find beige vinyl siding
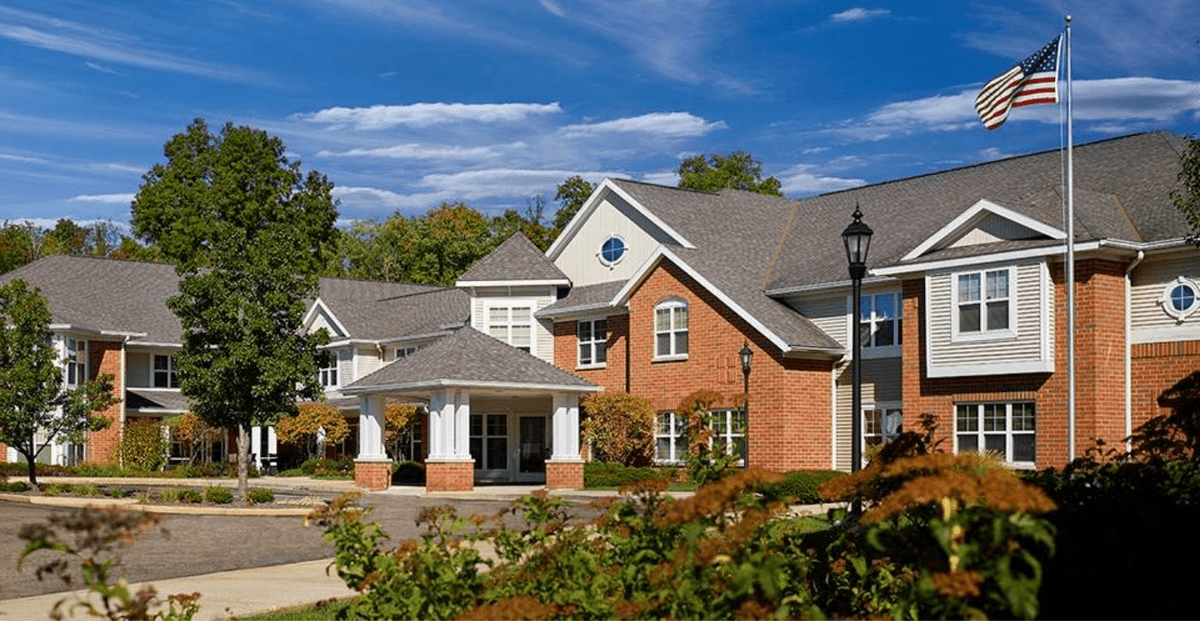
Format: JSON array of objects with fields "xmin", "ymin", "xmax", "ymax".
[
  {"xmin": 308, "ymin": 308, "xmax": 344, "ymax": 338},
  {"xmin": 927, "ymin": 261, "xmax": 1051, "ymax": 375},
  {"xmin": 786, "ymin": 293, "xmax": 847, "ymax": 347},
  {"xmin": 351, "ymin": 346, "xmax": 382, "ymax": 383},
  {"xmin": 947, "ymin": 214, "xmax": 1040, "ymax": 249},
  {"xmin": 1130, "ymin": 249, "xmax": 1200, "ymax": 342},
  {"xmin": 553, "ymin": 196, "xmax": 676, "ymax": 286},
  {"xmin": 833, "ymin": 358, "xmax": 903, "ymax": 471},
  {"xmin": 472, "ymin": 286, "xmax": 557, "ymax": 363},
  {"xmin": 126, "ymin": 352, "xmax": 151, "ymax": 388}
]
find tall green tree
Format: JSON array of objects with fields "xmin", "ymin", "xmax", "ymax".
[
  {"xmin": 0, "ymin": 279, "xmax": 117, "ymax": 489},
  {"xmin": 553, "ymin": 175, "xmax": 594, "ymax": 234},
  {"xmin": 1174, "ymin": 134, "xmax": 1200, "ymax": 244},
  {"xmin": 491, "ymin": 195, "xmax": 555, "ymax": 251},
  {"xmin": 410, "ymin": 202, "xmax": 494, "ymax": 285},
  {"xmin": 0, "ymin": 222, "xmax": 38, "ymax": 274},
  {"xmin": 131, "ymin": 118, "xmax": 338, "ymax": 498},
  {"xmin": 676, "ymin": 151, "xmax": 783, "ymax": 196}
]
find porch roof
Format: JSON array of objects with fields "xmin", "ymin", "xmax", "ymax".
[{"xmin": 342, "ymin": 326, "xmax": 599, "ymax": 396}]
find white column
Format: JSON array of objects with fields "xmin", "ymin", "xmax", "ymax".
[
  {"xmin": 550, "ymin": 393, "xmax": 581, "ymax": 460},
  {"xmin": 251, "ymin": 426, "xmax": 262, "ymax": 469},
  {"xmin": 356, "ymin": 394, "xmax": 387, "ymax": 460},
  {"xmin": 453, "ymin": 391, "xmax": 471, "ymax": 458},
  {"xmin": 428, "ymin": 389, "xmax": 452, "ymax": 459}
]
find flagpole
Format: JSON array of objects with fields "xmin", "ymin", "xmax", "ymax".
[{"xmin": 1065, "ymin": 15, "xmax": 1076, "ymax": 462}]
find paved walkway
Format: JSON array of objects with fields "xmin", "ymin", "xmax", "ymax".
[{"xmin": 0, "ymin": 559, "xmax": 353, "ymax": 620}]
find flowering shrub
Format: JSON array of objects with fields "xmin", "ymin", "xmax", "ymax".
[{"xmin": 580, "ymin": 392, "xmax": 656, "ymax": 466}]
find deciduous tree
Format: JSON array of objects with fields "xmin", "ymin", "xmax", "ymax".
[
  {"xmin": 1174, "ymin": 134, "xmax": 1200, "ymax": 243},
  {"xmin": 677, "ymin": 151, "xmax": 783, "ymax": 196},
  {"xmin": 552, "ymin": 175, "xmax": 594, "ymax": 234},
  {"xmin": 0, "ymin": 279, "xmax": 117, "ymax": 488},
  {"xmin": 131, "ymin": 118, "xmax": 338, "ymax": 499}
]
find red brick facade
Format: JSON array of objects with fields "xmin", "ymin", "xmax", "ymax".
[
  {"xmin": 86, "ymin": 339, "xmax": 124, "ymax": 464},
  {"xmin": 354, "ymin": 459, "xmax": 392, "ymax": 491},
  {"xmin": 545, "ymin": 459, "xmax": 585, "ymax": 489},
  {"xmin": 902, "ymin": 257, "xmax": 1200, "ymax": 469},
  {"xmin": 562, "ymin": 260, "xmax": 836, "ymax": 472},
  {"xmin": 425, "ymin": 460, "xmax": 475, "ymax": 492}
]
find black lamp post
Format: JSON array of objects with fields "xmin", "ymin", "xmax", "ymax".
[
  {"xmin": 842, "ymin": 204, "xmax": 873, "ymax": 477},
  {"xmin": 739, "ymin": 341, "xmax": 753, "ymax": 469}
]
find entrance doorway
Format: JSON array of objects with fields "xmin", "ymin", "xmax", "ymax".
[{"xmin": 517, "ymin": 416, "xmax": 548, "ymax": 481}]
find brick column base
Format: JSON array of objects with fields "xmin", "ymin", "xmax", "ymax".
[
  {"xmin": 545, "ymin": 459, "xmax": 585, "ymax": 490},
  {"xmin": 426, "ymin": 460, "xmax": 475, "ymax": 492},
  {"xmin": 354, "ymin": 460, "xmax": 392, "ymax": 491}
]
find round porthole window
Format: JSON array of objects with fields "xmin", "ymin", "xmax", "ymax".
[
  {"xmin": 599, "ymin": 236, "xmax": 626, "ymax": 266},
  {"xmin": 1161, "ymin": 276, "xmax": 1200, "ymax": 321}
]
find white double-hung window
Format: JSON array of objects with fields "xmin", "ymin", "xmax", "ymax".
[
  {"xmin": 654, "ymin": 299, "xmax": 688, "ymax": 359},
  {"xmin": 488, "ymin": 305, "xmax": 533, "ymax": 353},
  {"xmin": 577, "ymin": 318, "xmax": 607, "ymax": 367},
  {"xmin": 318, "ymin": 352, "xmax": 339, "ymax": 388},
  {"xmin": 954, "ymin": 267, "xmax": 1014, "ymax": 339},
  {"xmin": 860, "ymin": 291, "xmax": 901, "ymax": 354},
  {"xmin": 64, "ymin": 337, "xmax": 87, "ymax": 387},
  {"xmin": 955, "ymin": 402, "xmax": 1036, "ymax": 467},
  {"xmin": 153, "ymin": 354, "xmax": 178, "ymax": 388}
]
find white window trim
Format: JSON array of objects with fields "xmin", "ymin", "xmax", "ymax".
[
  {"xmin": 950, "ymin": 266, "xmax": 1018, "ymax": 342},
  {"xmin": 953, "ymin": 401, "xmax": 1037, "ymax": 469},
  {"xmin": 151, "ymin": 354, "xmax": 178, "ymax": 389},
  {"xmin": 483, "ymin": 301, "xmax": 537, "ymax": 354},
  {"xmin": 1159, "ymin": 276, "xmax": 1200, "ymax": 323},
  {"xmin": 653, "ymin": 298, "xmax": 689, "ymax": 361},
  {"xmin": 851, "ymin": 290, "xmax": 902, "ymax": 359},
  {"xmin": 654, "ymin": 411, "xmax": 686, "ymax": 464},
  {"xmin": 64, "ymin": 337, "xmax": 88, "ymax": 388},
  {"xmin": 318, "ymin": 352, "xmax": 340, "ymax": 389},
  {"xmin": 861, "ymin": 402, "xmax": 903, "ymax": 464},
  {"xmin": 393, "ymin": 346, "xmax": 418, "ymax": 360},
  {"xmin": 709, "ymin": 407, "xmax": 746, "ymax": 466},
  {"xmin": 597, "ymin": 234, "xmax": 628, "ymax": 268},
  {"xmin": 576, "ymin": 317, "xmax": 608, "ymax": 369}
]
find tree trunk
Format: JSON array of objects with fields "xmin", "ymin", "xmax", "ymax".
[
  {"xmin": 237, "ymin": 424, "xmax": 249, "ymax": 500},
  {"xmin": 24, "ymin": 451, "xmax": 39, "ymax": 491}
]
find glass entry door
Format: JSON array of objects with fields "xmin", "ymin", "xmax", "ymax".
[{"xmin": 517, "ymin": 416, "xmax": 548, "ymax": 480}]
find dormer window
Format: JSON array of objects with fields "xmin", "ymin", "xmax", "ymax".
[
  {"xmin": 318, "ymin": 355, "xmax": 339, "ymax": 388},
  {"xmin": 599, "ymin": 236, "xmax": 626, "ymax": 266}
]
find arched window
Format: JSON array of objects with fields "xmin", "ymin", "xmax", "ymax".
[{"xmin": 654, "ymin": 298, "xmax": 688, "ymax": 358}]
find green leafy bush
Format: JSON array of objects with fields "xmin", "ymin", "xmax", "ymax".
[
  {"xmin": 758, "ymin": 470, "xmax": 844, "ymax": 504},
  {"xmin": 118, "ymin": 419, "xmax": 169, "ymax": 472},
  {"xmin": 247, "ymin": 488, "xmax": 275, "ymax": 504},
  {"xmin": 204, "ymin": 486, "xmax": 233, "ymax": 504},
  {"xmin": 71, "ymin": 462, "xmax": 126, "ymax": 477},
  {"xmin": 583, "ymin": 461, "xmax": 675, "ymax": 488},
  {"xmin": 300, "ymin": 458, "xmax": 352, "ymax": 478},
  {"xmin": 0, "ymin": 481, "xmax": 29, "ymax": 492},
  {"xmin": 40, "ymin": 483, "xmax": 72, "ymax": 496},
  {"xmin": 0, "ymin": 462, "xmax": 69, "ymax": 477},
  {"xmin": 580, "ymin": 392, "xmax": 656, "ymax": 466},
  {"xmin": 276, "ymin": 467, "xmax": 306, "ymax": 477}
]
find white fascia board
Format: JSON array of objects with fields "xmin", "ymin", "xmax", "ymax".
[
  {"xmin": 343, "ymin": 379, "xmax": 602, "ymax": 396},
  {"xmin": 49, "ymin": 324, "xmax": 148, "ymax": 339},
  {"xmin": 128, "ymin": 341, "xmax": 182, "ymax": 349},
  {"xmin": 325, "ymin": 331, "xmax": 456, "ymax": 350},
  {"xmin": 609, "ymin": 246, "xmax": 794, "ymax": 355},
  {"xmin": 875, "ymin": 241, "xmax": 1103, "ymax": 277},
  {"xmin": 456, "ymin": 279, "xmax": 570, "ymax": 288},
  {"xmin": 765, "ymin": 275, "xmax": 898, "ymax": 298},
  {"xmin": 536, "ymin": 304, "xmax": 628, "ymax": 321},
  {"xmin": 302, "ymin": 298, "xmax": 349, "ymax": 338},
  {"xmin": 546, "ymin": 179, "xmax": 695, "ymax": 260},
  {"xmin": 902, "ymin": 198, "xmax": 1066, "ymax": 262},
  {"xmin": 926, "ymin": 359, "xmax": 1054, "ymax": 378}
]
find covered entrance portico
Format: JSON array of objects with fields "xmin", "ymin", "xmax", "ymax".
[{"xmin": 341, "ymin": 327, "xmax": 599, "ymax": 492}]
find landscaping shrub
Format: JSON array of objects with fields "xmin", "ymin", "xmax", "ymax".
[
  {"xmin": 757, "ymin": 469, "xmax": 844, "ymax": 504},
  {"xmin": 40, "ymin": 483, "xmax": 72, "ymax": 496},
  {"xmin": 70, "ymin": 461, "xmax": 126, "ymax": 477},
  {"xmin": 0, "ymin": 481, "xmax": 29, "ymax": 492},
  {"xmin": 0, "ymin": 462, "xmax": 69, "ymax": 478},
  {"xmin": 580, "ymin": 392, "xmax": 656, "ymax": 466},
  {"xmin": 176, "ymin": 488, "xmax": 203, "ymax": 503},
  {"xmin": 204, "ymin": 486, "xmax": 233, "ymax": 504},
  {"xmin": 583, "ymin": 461, "xmax": 674, "ymax": 488},
  {"xmin": 391, "ymin": 460, "xmax": 425, "ymax": 485},
  {"xmin": 276, "ymin": 467, "xmax": 306, "ymax": 477},
  {"xmin": 247, "ymin": 488, "xmax": 275, "ymax": 504},
  {"xmin": 118, "ymin": 419, "xmax": 169, "ymax": 472},
  {"xmin": 300, "ymin": 458, "xmax": 352, "ymax": 478},
  {"xmin": 277, "ymin": 403, "xmax": 351, "ymax": 463}
]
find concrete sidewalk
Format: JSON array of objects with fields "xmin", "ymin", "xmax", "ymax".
[{"xmin": 0, "ymin": 559, "xmax": 355, "ymax": 620}]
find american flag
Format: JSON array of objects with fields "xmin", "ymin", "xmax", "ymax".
[{"xmin": 974, "ymin": 35, "xmax": 1062, "ymax": 131}]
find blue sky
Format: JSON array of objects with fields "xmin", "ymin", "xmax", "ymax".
[{"xmin": 1, "ymin": 0, "xmax": 1197, "ymax": 229}]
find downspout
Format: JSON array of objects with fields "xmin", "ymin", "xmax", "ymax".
[
  {"xmin": 118, "ymin": 336, "xmax": 129, "ymax": 466},
  {"xmin": 1124, "ymin": 251, "xmax": 1144, "ymax": 453}
]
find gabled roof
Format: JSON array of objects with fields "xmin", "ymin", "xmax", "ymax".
[
  {"xmin": 766, "ymin": 132, "xmax": 1189, "ymax": 292},
  {"xmin": 343, "ymin": 326, "xmax": 598, "ymax": 394},
  {"xmin": 315, "ymin": 277, "xmax": 468, "ymax": 341},
  {"xmin": 0, "ymin": 255, "xmax": 181, "ymax": 343},
  {"xmin": 457, "ymin": 232, "xmax": 569, "ymax": 286},
  {"xmin": 536, "ymin": 280, "xmax": 626, "ymax": 319}
]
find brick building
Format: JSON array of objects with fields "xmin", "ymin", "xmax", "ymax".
[{"xmin": 4, "ymin": 132, "xmax": 1198, "ymax": 492}]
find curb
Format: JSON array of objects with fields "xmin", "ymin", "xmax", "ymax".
[{"xmin": 0, "ymin": 493, "xmax": 318, "ymax": 516}]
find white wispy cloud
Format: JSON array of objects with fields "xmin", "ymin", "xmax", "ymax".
[
  {"xmin": 84, "ymin": 61, "xmax": 124, "ymax": 76},
  {"xmin": 295, "ymin": 102, "xmax": 563, "ymax": 130},
  {"xmin": 838, "ymin": 77, "xmax": 1200, "ymax": 140},
  {"xmin": 778, "ymin": 164, "xmax": 866, "ymax": 196},
  {"xmin": 0, "ymin": 6, "xmax": 268, "ymax": 84},
  {"xmin": 0, "ymin": 152, "xmax": 48, "ymax": 164},
  {"xmin": 830, "ymin": 8, "xmax": 891, "ymax": 23},
  {"xmin": 316, "ymin": 143, "xmax": 509, "ymax": 160},
  {"xmin": 560, "ymin": 112, "xmax": 726, "ymax": 138},
  {"xmin": 69, "ymin": 193, "xmax": 135, "ymax": 204}
]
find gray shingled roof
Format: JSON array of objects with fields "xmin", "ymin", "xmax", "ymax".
[
  {"xmin": 457, "ymin": 232, "xmax": 569, "ymax": 284},
  {"xmin": 536, "ymin": 280, "xmax": 626, "ymax": 318},
  {"xmin": 766, "ymin": 132, "xmax": 1188, "ymax": 292},
  {"xmin": 607, "ymin": 180, "xmax": 843, "ymax": 353},
  {"xmin": 0, "ymin": 255, "xmax": 183, "ymax": 343},
  {"xmin": 125, "ymin": 389, "xmax": 189, "ymax": 413},
  {"xmin": 345, "ymin": 326, "xmax": 597, "ymax": 393},
  {"xmin": 318, "ymin": 277, "xmax": 469, "ymax": 340}
]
